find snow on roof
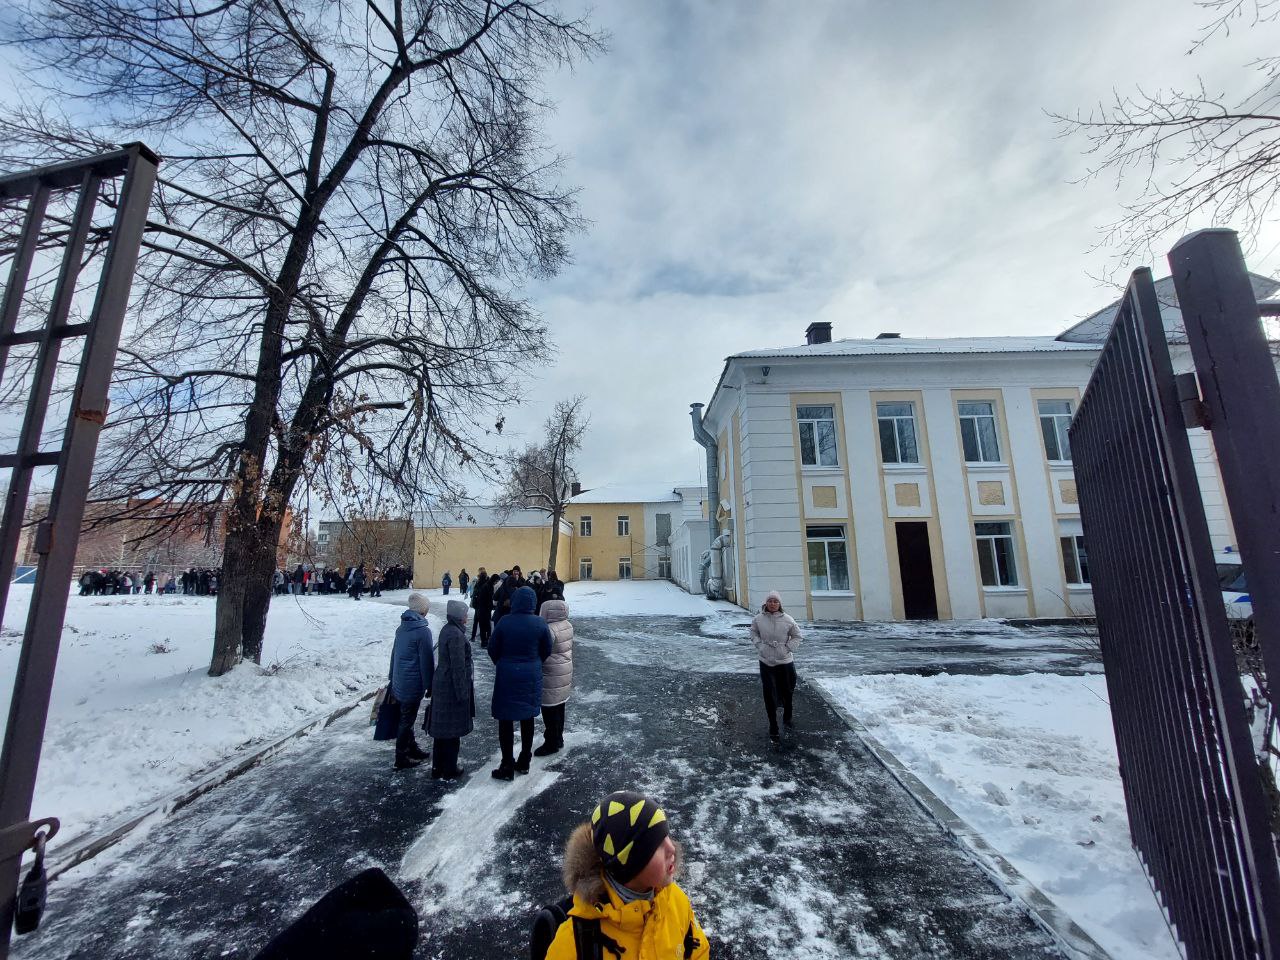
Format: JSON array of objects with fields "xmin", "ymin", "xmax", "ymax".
[
  {"xmin": 1058, "ymin": 272, "xmax": 1280, "ymax": 343},
  {"xmin": 569, "ymin": 483, "xmax": 681, "ymax": 505},
  {"xmin": 730, "ymin": 336, "xmax": 1099, "ymax": 360},
  {"xmin": 414, "ymin": 506, "xmax": 558, "ymax": 528}
]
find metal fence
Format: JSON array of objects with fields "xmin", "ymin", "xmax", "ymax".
[
  {"xmin": 0, "ymin": 144, "xmax": 157, "ymax": 958},
  {"xmin": 1071, "ymin": 260, "xmax": 1280, "ymax": 959}
]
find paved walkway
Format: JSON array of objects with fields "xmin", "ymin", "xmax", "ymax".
[{"xmin": 17, "ymin": 615, "xmax": 1065, "ymax": 959}]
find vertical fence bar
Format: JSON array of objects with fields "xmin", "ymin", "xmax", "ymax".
[{"xmin": 0, "ymin": 143, "xmax": 157, "ymax": 958}]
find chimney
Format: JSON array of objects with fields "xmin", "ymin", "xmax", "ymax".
[
  {"xmin": 570, "ymin": 481, "xmax": 582, "ymax": 496},
  {"xmin": 805, "ymin": 322, "xmax": 832, "ymax": 345},
  {"xmin": 875, "ymin": 332, "xmax": 901, "ymax": 339}
]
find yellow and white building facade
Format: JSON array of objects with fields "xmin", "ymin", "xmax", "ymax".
[{"xmin": 695, "ymin": 315, "xmax": 1239, "ymax": 622}]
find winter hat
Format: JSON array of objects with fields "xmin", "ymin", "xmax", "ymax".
[
  {"xmin": 590, "ymin": 791, "xmax": 669, "ymax": 884},
  {"xmin": 446, "ymin": 599, "xmax": 468, "ymax": 622},
  {"xmin": 540, "ymin": 599, "xmax": 568, "ymax": 623},
  {"xmin": 407, "ymin": 593, "xmax": 430, "ymax": 615},
  {"xmin": 762, "ymin": 590, "xmax": 783, "ymax": 611}
]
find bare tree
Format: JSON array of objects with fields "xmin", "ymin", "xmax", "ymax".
[
  {"xmin": 0, "ymin": 0, "xmax": 601, "ymax": 675},
  {"xmin": 501, "ymin": 395, "xmax": 586, "ymax": 570},
  {"xmin": 1053, "ymin": 0, "xmax": 1280, "ymax": 270}
]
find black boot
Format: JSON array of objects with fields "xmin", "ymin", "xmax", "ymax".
[
  {"xmin": 533, "ymin": 741, "xmax": 559, "ymax": 757},
  {"xmin": 395, "ymin": 754, "xmax": 424, "ymax": 770},
  {"xmin": 514, "ymin": 752, "xmax": 531, "ymax": 774},
  {"xmin": 408, "ymin": 743, "xmax": 429, "ymax": 761},
  {"xmin": 491, "ymin": 761, "xmax": 515, "ymax": 781}
]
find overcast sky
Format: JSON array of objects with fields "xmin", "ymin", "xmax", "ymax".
[{"xmin": 495, "ymin": 0, "xmax": 1280, "ymax": 493}]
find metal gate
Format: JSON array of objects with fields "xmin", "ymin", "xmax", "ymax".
[
  {"xmin": 0, "ymin": 144, "xmax": 157, "ymax": 958},
  {"xmin": 1071, "ymin": 237, "xmax": 1280, "ymax": 959}
]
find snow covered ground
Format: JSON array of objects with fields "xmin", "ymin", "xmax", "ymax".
[
  {"xmin": 819, "ymin": 673, "xmax": 1180, "ymax": 960},
  {"xmin": 0, "ymin": 584, "xmax": 421, "ymax": 849}
]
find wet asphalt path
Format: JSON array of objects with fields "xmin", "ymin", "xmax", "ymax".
[{"xmin": 15, "ymin": 614, "xmax": 1075, "ymax": 959}]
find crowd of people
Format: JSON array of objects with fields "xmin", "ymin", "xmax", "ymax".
[
  {"xmin": 385, "ymin": 565, "xmax": 572, "ymax": 781},
  {"xmin": 272, "ymin": 562, "xmax": 413, "ymax": 599},
  {"xmin": 76, "ymin": 567, "xmax": 220, "ymax": 596}
]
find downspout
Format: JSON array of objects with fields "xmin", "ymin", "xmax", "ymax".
[{"xmin": 690, "ymin": 403, "xmax": 726, "ymax": 600}]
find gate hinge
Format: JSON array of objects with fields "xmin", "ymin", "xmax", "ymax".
[{"xmin": 1175, "ymin": 372, "xmax": 1210, "ymax": 429}]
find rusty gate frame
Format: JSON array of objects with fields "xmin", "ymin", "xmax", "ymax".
[{"xmin": 0, "ymin": 144, "xmax": 157, "ymax": 958}]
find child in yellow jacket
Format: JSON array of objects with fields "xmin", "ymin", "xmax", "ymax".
[{"xmin": 545, "ymin": 790, "xmax": 710, "ymax": 960}]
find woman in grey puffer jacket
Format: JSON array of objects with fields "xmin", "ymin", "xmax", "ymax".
[
  {"xmin": 750, "ymin": 590, "xmax": 802, "ymax": 740},
  {"xmin": 534, "ymin": 599, "xmax": 574, "ymax": 756}
]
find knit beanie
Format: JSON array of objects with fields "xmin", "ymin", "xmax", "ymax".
[
  {"xmin": 407, "ymin": 593, "xmax": 430, "ymax": 615},
  {"xmin": 446, "ymin": 599, "xmax": 468, "ymax": 621},
  {"xmin": 591, "ymin": 791, "xmax": 669, "ymax": 884}
]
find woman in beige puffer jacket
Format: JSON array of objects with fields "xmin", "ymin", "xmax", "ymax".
[
  {"xmin": 750, "ymin": 590, "xmax": 802, "ymax": 740},
  {"xmin": 535, "ymin": 599, "xmax": 574, "ymax": 755}
]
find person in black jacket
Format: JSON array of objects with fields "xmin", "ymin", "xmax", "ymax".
[
  {"xmin": 537, "ymin": 569, "xmax": 565, "ymax": 613},
  {"xmin": 471, "ymin": 571, "xmax": 498, "ymax": 648},
  {"xmin": 493, "ymin": 565, "xmax": 527, "ymax": 626}
]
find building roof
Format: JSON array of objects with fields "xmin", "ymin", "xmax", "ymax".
[
  {"xmin": 730, "ymin": 336, "xmax": 1099, "ymax": 360},
  {"xmin": 1057, "ymin": 271, "xmax": 1280, "ymax": 343},
  {"xmin": 568, "ymin": 483, "xmax": 682, "ymax": 505},
  {"xmin": 414, "ymin": 506, "xmax": 563, "ymax": 528}
]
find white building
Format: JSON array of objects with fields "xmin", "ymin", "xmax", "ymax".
[
  {"xmin": 669, "ymin": 482, "xmax": 711, "ymax": 595},
  {"xmin": 691, "ymin": 279, "xmax": 1273, "ymax": 621}
]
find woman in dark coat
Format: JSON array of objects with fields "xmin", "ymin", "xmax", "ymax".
[
  {"xmin": 488, "ymin": 586, "xmax": 552, "ymax": 781},
  {"xmin": 428, "ymin": 599, "xmax": 474, "ymax": 780},
  {"xmin": 471, "ymin": 573, "xmax": 498, "ymax": 648},
  {"xmin": 390, "ymin": 593, "xmax": 434, "ymax": 770}
]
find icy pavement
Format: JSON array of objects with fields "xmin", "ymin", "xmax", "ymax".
[{"xmin": 15, "ymin": 612, "xmax": 1067, "ymax": 959}]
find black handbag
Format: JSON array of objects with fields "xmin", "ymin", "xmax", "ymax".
[{"xmin": 372, "ymin": 687, "xmax": 400, "ymax": 741}]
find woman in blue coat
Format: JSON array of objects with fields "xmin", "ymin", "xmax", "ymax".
[
  {"xmin": 488, "ymin": 586, "xmax": 552, "ymax": 780},
  {"xmin": 390, "ymin": 593, "xmax": 435, "ymax": 770},
  {"xmin": 428, "ymin": 599, "xmax": 474, "ymax": 780}
]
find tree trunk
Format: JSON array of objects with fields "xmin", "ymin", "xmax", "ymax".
[
  {"xmin": 548, "ymin": 506, "xmax": 562, "ymax": 572},
  {"xmin": 209, "ymin": 529, "xmax": 250, "ymax": 675}
]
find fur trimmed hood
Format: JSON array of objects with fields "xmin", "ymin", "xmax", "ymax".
[{"xmin": 562, "ymin": 822, "xmax": 683, "ymax": 904}]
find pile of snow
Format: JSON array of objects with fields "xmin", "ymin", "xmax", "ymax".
[
  {"xmin": 818, "ymin": 673, "xmax": 1179, "ymax": 960},
  {"xmin": 563, "ymin": 579, "xmax": 738, "ymax": 617},
  {"xmin": 0, "ymin": 585, "xmax": 424, "ymax": 849}
]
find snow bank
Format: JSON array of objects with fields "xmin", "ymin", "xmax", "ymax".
[
  {"xmin": 819, "ymin": 673, "xmax": 1179, "ymax": 960},
  {"xmin": 0, "ymin": 585, "xmax": 426, "ymax": 849},
  {"xmin": 412, "ymin": 578, "xmax": 739, "ymax": 618}
]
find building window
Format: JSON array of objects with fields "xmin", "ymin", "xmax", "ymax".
[
  {"xmin": 797, "ymin": 405, "xmax": 839, "ymax": 467},
  {"xmin": 958, "ymin": 401, "xmax": 1001, "ymax": 463},
  {"xmin": 618, "ymin": 557, "xmax": 632, "ymax": 580},
  {"xmin": 317, "ymin": 532, "xmax": 329, "ymax": 544},
  {"xmin": 579, "ymin": 558, "xmax": 593, "ymax": 580},
  {"xmin": 877, "ymin": 401, "xmax": 919, "ymax": 464},
  {"xmin": 806, "ymin": 525, "xmax": 851, "ymax": 592},
  {"xmin": 657, "ymin": 557, "xmax": 671, "ymax": 579},
  {"xmin": 1039, "ymin": 399, "xmax": 1074, "ymax": 462},
  {"xmin": 975, "ymin": 522, "xmax": 1018, "ymax": 586},
  {"xmin": 1060, "ymin": 535, "xmax": 1090, "ymax": 584},
  {"xmin": 617, "ymin": 515, "xmax": 630, "ymax": 537},
  {"xmin": 580, "ymin": 516, "xmax": 592, "ymax": 537}
]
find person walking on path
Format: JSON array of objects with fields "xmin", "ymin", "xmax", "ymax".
[
  {"xmin": 488, "ymin": 585, "xmax": 552, "ymax": 780},
  {"xmin": 458, "ymin": 569, "xmax": 470, "ymax": 597},
  {"xmin": 428, "ymin": 599, "xmax": 474, "ymax": 780},
  {"xmin": 534, "ymin": 599, "xmax": 573, "ymax": 756},
  {"xmin": 390, "ymin": 592, "xmax": 434, "ymax": 770},
  {"xmin": 538, "ymin": 790, "xmax": 709, "ymax": 960},
  {"xmin": 750, "ymin": 590, "xmax": 802, "ymax": 741},
  {"xmin": 441, "ymin": 570, "xmax": 452, "ymax": 595}
]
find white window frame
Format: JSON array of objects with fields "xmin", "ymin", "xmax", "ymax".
[
  {"xmin": 580, "ymin": 515, "xmax": 592, "ymax": 537},
  {"xmin": 618, "ymin": 556, "xmax": 632, "ymax": 580},
  {"xmin": 657, "ymin": 557, "xmax": 671, "ymax": 579},
  {"xmin": 975, "ymin": 522, "xmax": 1018, "ymax": 587},
  {"xmin": 876, "ymin": 401, "xmax": 920, "ymax": 465},
  {"xmin": 579, "ymin": 558, "xmax": 593, "ymax": 581},
  {"xmin": 797, "ymin": 405, "xmax": 839, "ymax": 468},
  {"xmin": 617, "ymin": 515, "xmax": 630, "ymax": 537},
  {"xmin": 958, "ymin": 401, "xmax": 1002, "ymax": 464},
  {"xmin": 805, "ymin": 524, "xmax": 852, "ymax": 593},
  {"xmin": 1060, "ymin": 534, "xmax": 1090, "ymax": 584},
  {"xmin": 1038, "ymin": 399, "xmax": 1074, "ymax": 463}
]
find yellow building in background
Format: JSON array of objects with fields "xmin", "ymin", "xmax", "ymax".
[{"xmin": 413, "ymin": 485, "xmax": 704, "ymax": 586}]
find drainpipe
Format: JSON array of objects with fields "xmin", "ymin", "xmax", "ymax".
[{"xmin": 690, "ymin": 403, "xmax": 725, "ymax": 600}]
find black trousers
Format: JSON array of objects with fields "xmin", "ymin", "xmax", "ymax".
[
  {"xmin": 759, "ymin": 661, "xmax": 797, "ymax": 731},
  {"xmin": 475, "ymin": 609, "xmax": 492, "ymax": 647},
  {"xmin": 395, "ymin": 697, "xmax": 423, "ymax": 760},
  {"xmin": 432, "ymin": 737, "xmax": 460, "ymax": 774},
  {"xmin": 498, "ymin": 718, "xmax": 534, "ymax": 764},
  {"xmin": 540, "ymin": 702, "xmax": 566, "ymax": 747}
]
